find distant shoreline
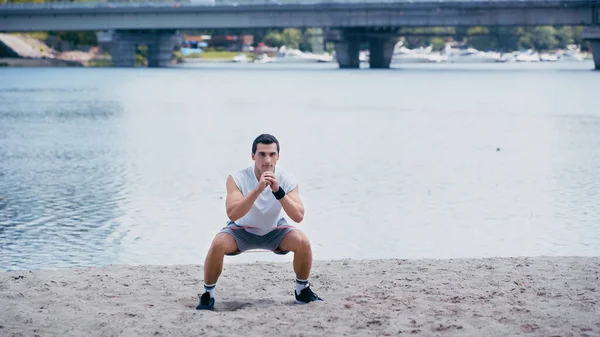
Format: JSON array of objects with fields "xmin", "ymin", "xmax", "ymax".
[
  {"xmin": 1, "ymin": 256, "xmax": 599, "ymax": 336},
  {"xmin": 0, "ymin": 57, "xmax": 83, "ymax": 67},
  {"xmin": 0, "ymin": 56, "xmax": 237, "ymax": 67},
  {"xmin": 180, "ymin": 57, "xmax": 234, "ymax": 63}
]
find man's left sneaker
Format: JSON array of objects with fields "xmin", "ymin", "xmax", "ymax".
[
  {"xmin": 295, "ymin": 285, "xmax": 323, "ymax": 304},
  {"xmin": 196, "ymin": 292, "xmax": 215, "ymax": 310}
]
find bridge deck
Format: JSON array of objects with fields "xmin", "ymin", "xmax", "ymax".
[{"xmin": 1, "ymin": 0, "xmax": 599, "ymax": 31}]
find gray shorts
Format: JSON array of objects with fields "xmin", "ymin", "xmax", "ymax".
[{"xmin": 220, "ymin": 218, "xmax": 296, "ymax": 256}]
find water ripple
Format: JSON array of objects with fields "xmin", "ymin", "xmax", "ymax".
[{"xmin": 1, "ymin": 63, "xmax": 600, "ymax": 271}]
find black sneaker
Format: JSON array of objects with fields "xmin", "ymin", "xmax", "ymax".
[
  {"xmin": 196, "ymin": 292, "xmax": 215, "ymax": 310},
  {"xmin": 295, "ymin": 285, "xmax": 323, "ymax": 304}
]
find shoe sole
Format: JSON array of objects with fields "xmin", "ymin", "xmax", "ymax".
[
  {"xmin": 295, "ymin": 299, "xmax": 323, "ymax": 304},
  {"xmin": 196, "ymin": 305, "xmax": 214, "ymax": 310}
]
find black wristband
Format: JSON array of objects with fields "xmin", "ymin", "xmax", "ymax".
[{"xmin": 272, "ymin": 187, "xmax": 286, "ymax": 200}]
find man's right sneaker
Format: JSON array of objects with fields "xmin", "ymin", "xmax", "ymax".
[
  {"xmin": 295, "ymin": 285, "xmax": 323, "ymax": 304},
  {"xmin": 196, "ymin": 292, "xmax": 215, "ymax": 310}
]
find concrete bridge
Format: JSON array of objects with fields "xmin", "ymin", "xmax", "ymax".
[{"xmin": 1, "ymin": 0, "xmax": 599, "ymax": 69}]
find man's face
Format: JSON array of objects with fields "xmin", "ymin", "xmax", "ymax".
[{"xmin": 252, "ymin": 143, "xmax": 279, "ymax": 174}]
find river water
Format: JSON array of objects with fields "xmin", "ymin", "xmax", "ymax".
[{"xmin": 1, "ymin": 61, "xmax": 599, "ymax": 271}]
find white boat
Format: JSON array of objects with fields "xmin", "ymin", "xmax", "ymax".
[
  {"xmin": 188, "ymin": 0, "xmax": 215, "ymax": 5},
  {"xmin": 444, "ymin": 46, "xmax": 502, "ymax": 63},
  {"xmin": 557, "ymin": 45, "xmax": 584, "ymax": 62},
  {"xmin": 313, "ymin": 53, "xmax": 335, "ymax": 63},
  {"xmin": 253, "ymin": 54, "xmax": 273, "ymax": 63},
  {"xmin": 515, "ymin": 50, "xmax": 541, "ymax": 62},
  {"xmin": 392, "ymin": 43, "xmax": 443, "ymax": 63},
  {"xmin": 540, "ymin": 53, "xmax": 559, "ymax": 62},
  {"xmin": 497, "ymin": 52, "xmax": 519, "ymax": 63},
  {"xmin": 275, "ymin": 46, "xmax": 334, "ymax": 63},
  {"xmin": 231, "ymin": 53, "xmax": 249, "ymax": 63},
  {"xmin": 359, "ymin": 50, "xmax": 369, "ymax": 63}
]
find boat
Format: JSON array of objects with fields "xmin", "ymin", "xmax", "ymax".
[
  {"xmin": 392, "ymin": 42, "xmax": 444, "ymax": 63},
  {"xmin": 557, "ymin": 44, "xmax": 584, "ymax": 62},
  {"xmin": 274, "ymin": 46, "xmax": 334, "ymax": 63},
  {"xmin": 231, "ymin": 53, "xmax": 250, "ymax": 63},
  {"xmin": 444, "ymin": 46, "xmax": 502, "ymax": 63},
  {"xmin": 253, "ymin": 53, "xmax": 273, "ymax": 63},
  {"xmin": 515, "ymin": 50, "xmax": 541, "ymax": 62},
  {"xmin": 540, "ymin": 53, "xmax": 559, "ymax": 62}
]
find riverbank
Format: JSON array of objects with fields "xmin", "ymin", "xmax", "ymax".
[
  {"xmin": 0, "ymin": 33, "xmax": 107, "ymax": 67},
  {"xmin": 0, "ymin": 57, "xmax": 82, "ymax": 67},
  {"xmin": 1, "ymin": 256, "xmax": 598, "ymax": 336}
]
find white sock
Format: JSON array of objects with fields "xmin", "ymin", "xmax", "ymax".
[
  {"xmin": 296, "ymin": 279, "xmax": 309, "ymax": 295},
  {"xmin": 204, "ymin": 284, "xmax": 216, "ymax": 298}
]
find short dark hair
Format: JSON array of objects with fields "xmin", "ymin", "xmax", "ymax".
[{"xmin": 252, "ymin": 134, "xmax": 280, "ymax": 154}]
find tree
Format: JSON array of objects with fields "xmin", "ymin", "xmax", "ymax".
[
  {"xmin": 428, "ymin": 37, "xmax": 446, "ymax": 51},
  {"xmin": 556, "ymin": 26, "xmax": 575, "ymax": 48},
  {"xmin": 50, "ymin": 31, "xmax": 98, "ymax": 47},
  {"xmin": 281, "ymin": 28, "xmax": 302, "ymax": 49},
  {"xmin": 572, "ymin": 26, "xmax": 586, "ymax": 50},
  {"xmin": 495, "ymin": 27, "xmax": 522, "ymax": 52},
  {"xmin": 515, "ymin": 27, "xmax": 533, "ymax": 50},
  {"xmin": 263, "ymin": 31, "xmax": 284, "ymax": 48},
  {"xmin": 532, "ymin": 26, "xmax": 558, "ymax": 51},
  {"xmin": 465, "ymin": 26, "xmax": 498, "ymax": 51}
]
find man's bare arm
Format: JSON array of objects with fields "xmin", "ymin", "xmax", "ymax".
[
  {"xmin": 225, "ymin": 175, "xmax": 262, "ymax": 222},
  {"xmin": 279, "ymin": 185, "xmax": 305, "ymax": 223}
]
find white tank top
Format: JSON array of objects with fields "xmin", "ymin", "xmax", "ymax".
[{"xmin": 230, "ymin": 165, "xmax": 298, "ymax": 235}]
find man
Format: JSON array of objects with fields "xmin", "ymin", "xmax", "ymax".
[{"xmin": 197, "ymin": 134, "xmax": 322, "ymax": 310}]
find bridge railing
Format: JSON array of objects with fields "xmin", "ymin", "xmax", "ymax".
[
  {"xmin": 0, "ymin": 0, "xmax": 417, "ymax": 6},
  {"xmin": 1, "ymin": 0, "xmax": 599, "ymax": 8},
  {"xmin": 2, "ymin": 0, "xmax": 597, "ymax": 7}
]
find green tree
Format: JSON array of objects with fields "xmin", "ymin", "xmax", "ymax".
[
  {"xmin": 263, "ymin": 31, "xmax": 284, "ymax": 48},
  {"xmin": 556, "ymin": 26, "xmax": 575, "ymax": 48},
  {"xmin": 6, "ymin": 0, "xmax": 45, "ymax": 3},
  {"xmin": 262, "ymin": 28, "xmax": 304, "ymax": 50},
  {"xmin": 399, "ymin": 27, "xmax": 454, "ymax": 50},
  {"xmin": 281, "ymin": 28, "xmax": 302, "ymax": 49},
  {"xmin": 532, "ymin": 26, "xmax": 558, "ymax": 50},
  {"xmin": 428, "ymin": 37, "xmax": 446, "ymax": 51},
  {"xmin": 495, "ymin": 27, "xmax": 522, "ymax": 51},
  {"xmin": 49, "ymin": 31, "xmax": 98, "ymax": 47},
  {"xmin": 572, "ymin": 26, "xmax": 585, "ymax": 49},
  {"xmin": 465, "ymin": 26, "xmax": 498, "ymax": 51},
  {"xmin": 515, "ymin": 27, "xmax": 534, "ymax": 50},
  {"xmin": 299, "ymin": 28, "xmax": 322, "ymax": 53}
]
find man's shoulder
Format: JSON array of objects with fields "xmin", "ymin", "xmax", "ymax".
[
  {"xmin": 230, "ymin": 165, "xmax": 252, "ymax": 177},
  {"xmin": 277, "ymin": 167, "xmax": 299, "ymax": 189},
  {"xmin": 229, "ymin": 166, "xmax": 253, "ymax": 186}
]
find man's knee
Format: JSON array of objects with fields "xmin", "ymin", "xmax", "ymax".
[
  {"xmin": 283, "ymin": 230, "xmax": 311, "ymax": 252},
  {"xmin": 209, "ymin": 233, "xmax": 238, "ymax": 255}
]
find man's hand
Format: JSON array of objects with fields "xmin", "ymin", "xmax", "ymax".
[
  {"xmin": 263, "ymin": 171, "xmax": 280, "ymax": 192},
  {"xmin": 255, "ymin": 172, "xmax": 272, "ymax": 192}
]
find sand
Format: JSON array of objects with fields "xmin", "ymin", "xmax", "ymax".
[{"xmin": 1, "ymin": 256, "xmax": 599, "ymax": 337}]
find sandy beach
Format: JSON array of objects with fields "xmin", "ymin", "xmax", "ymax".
[{"xmin": 1, "ymin": 256, "xmax": 599, "ymax": 337}]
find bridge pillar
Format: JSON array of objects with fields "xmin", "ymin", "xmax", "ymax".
[
  {"xmin": 147, "ymin": 32, "xmax": 181, "ymax": 67},
  {"xmin": 368, "ymin": 37, "xmax": 399, "ymax": 69},
  {"xmin": 98, "ymin": 30, "xmax": 136, "ymax": 67},
  {"xmin": 327, "ymin": 28, "xmax": 399, "ymax": 69},
  {"xmin": 591, "ymin": 40, "xmax": 600, "ymax": 70},
  {"xmin": 97, "ymin": 30, "xmax": 181, "ymax": 68},
  {"xmin": 583, "ymin": 26, "xmax": 600, "ymax": 70},
  {"xmin": 335, "ymin": 37, "xmax": 361, "ymax": 69}
]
